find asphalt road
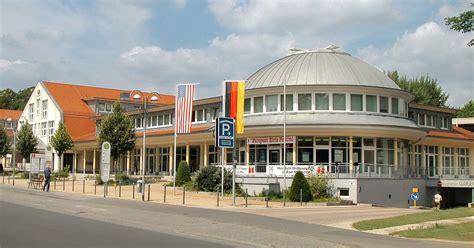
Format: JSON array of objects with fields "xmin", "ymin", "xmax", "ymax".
[
  {"xmin": 0, "ymin": 201, "xmax": 229, "ymax": 248},
  {"xmin": 0, "ymin": 185, "xmax": 471, "ymax": 248}
]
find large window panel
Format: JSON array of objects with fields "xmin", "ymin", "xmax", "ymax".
[
  {"xmin": 266, "ymin": 94, "xmax": 278, "ymax": 112},
  {"xmin": 350, "ymin": 94, "xmax": 363, "ymax": 111},
  {"xmin": 366, "ymin": 95, "xmax": 377, "ymax": 112},
  {"xmin": 244, "ymin": 98, "xmax": 251, "ymax": 114},
  {"xmin": 333, "ymin": 94, "xmax": 346, "ymax": 111},
  {"xmin": 315, "ymin": 93, "xmax": 329, "ymax": 110},
  {"xmin": 254, "ymin": 96, "xmax": 263, "ymax": 113},
  {"xmin": 280, "ymin": 94, "xmax": 294, "ymax": 111},
  {"xmin": 379, "ymin": 96, "xmax": 389, "ymax": 113},
  {"xmin": 298, "ymin": 94, "xmax": 312, "ymax": 111},
  {"xmin": 391, "ymin": 98, "xmax": 399, "ymax": 115}
]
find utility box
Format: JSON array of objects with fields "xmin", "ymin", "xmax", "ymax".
[{"xmin": 137, "ymin": 180, "xmax": 144, "ymax": 193}]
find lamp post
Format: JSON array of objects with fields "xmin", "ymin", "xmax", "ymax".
[
  {"xmin": 7, "ymin": 116, "xmax": 28, "ymax": 186},
  {"xmin": 130, "ymin": 90, "xmax": 159, "ymax": 201}
]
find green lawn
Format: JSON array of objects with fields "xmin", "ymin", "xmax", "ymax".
[
  {"xmin": 393, "ymin": 221, "xmax": 474, "ymax": 242},
  {"xmin": 353, "ymin": 207, "xmax": 474, "ymax": 231}
]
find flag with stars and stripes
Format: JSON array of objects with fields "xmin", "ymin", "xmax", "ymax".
[{"xmin": 175, "ymin": 84, "xmax": 195, "ymax": 134}]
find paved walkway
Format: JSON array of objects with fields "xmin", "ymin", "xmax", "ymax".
[{"xmin": 367, "ymin": 216, "xmax": 474, "ymax": 235}]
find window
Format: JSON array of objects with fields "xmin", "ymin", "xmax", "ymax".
[
  {"xmin": 48, "ymin": 121, "xmax": 54, "ymax": 142},
  {"xmin": 36, "ymin": 99, "xmax": 40, "ymax": 116},
  {"xmin": 135, "ymin": 118, "xmax": 143, "ymax": 129},
  {"xmin": 29, "ymin": 103, "xmax": 34, "ymax": 120},
  {"xmin": 441, "ymin": 116, "xmax": 450, "ymax": 129},
  {"xmin": 458, "ymin": 148, "xmax": 470, "ymax": 175},
  {"xmin": 366, "ymin": 95, "xmax": 377, "ymax": 112},
  {"xmin": 379, "ymin": 96, "xmax": 389, "ymax": 113},
  {"xmin": 418, "ymin": 114, "xmax": 425, "ymax": 126},
  {"xmin": 98, "ymin": 103, "xmax": 105, "ymax": 112},
  {"xmin": 244, "ymin": 99, "xmax": 251, "ymax": 114},
  {"xmin": 443, "ymin": 147, "xmax": 454, "ymax": 175},
  {"xmin": 208, "ymin": 145, "xmax": 220, "ymax": 165},
  {"xmin": 426, "ymin": 114, "xmax": 432, "ymax": 127},
  {"xmin": 158, "ymin": 115, "xmax": 164, "ymax": 126},
  {"xmin": 298, "ymin": 94, "xmax": 312, "ymax": 111},
  {"xmin": 254, "ymin": 97, "xmax": 263, "ymax": 113},
  {"xmin": 105, "ymin": 103, "xmax": 112, "ymax": 112},
  {"xmin": 150, "ymin": 115, "xmax": 158, "ymax": 127},
  {"xmin": 350, "ymin": 94, "xmax": 363, "ymax": 111},
  {"xmin": 315, "ymin": 93, "xmax": 329, "ymax": 110},
  {"xmin": 391, "ymin": 98, "xmax": 399, "ymax": 115},
  {"xmin": 265, "ymin": 95, "xmax": 278, "ymax": 112},
  {"xmin": 339, "ymin": 188, "xmax": 349, "ymax": 197},
  {"xmin": 6, "ymin": 122, "xmax": 13, "ymax": 129},
  {"xmin": 41, "ymin": 122, "xmax": 47, "ymax": 137},
  {"xmin": 280, "ymin": 94, "xmax": 294, "ymax": 111},
  {"xmin": 193, "ymin": 109, "xmax": 206, "ymax": 123},
  {"xmin": 333, "ymin": 94, "xmax": 346, "ymax": 111},
  {"xmin": 42, "ymin": 100, "xmax": 48, "ymax": 119},
  {"xmin": 164, "ymin": 114, "xmax": 170, "ymax": 125},
  {"xmin": 297, "ymin": 136, "xmax": 313, "ymax": 164},
  {"xmin": 210, "ymin": 107, "xmax": 220, "ymax": 121}
]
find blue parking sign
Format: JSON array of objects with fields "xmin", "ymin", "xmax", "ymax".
[
  {"xmin": 216, "ymin": 117, "xmax": 234, "ymax": 148},
  {"xmin": 410, "ymin": 192, "xmax": 419, "ymax": 201}
]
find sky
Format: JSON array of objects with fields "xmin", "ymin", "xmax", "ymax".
[{"xmin": 0, "ymin": 0, "xmax": 472, "ymax": 107}]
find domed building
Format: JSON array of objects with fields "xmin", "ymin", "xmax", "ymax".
[{"xmin": 17, "ymin": 46, "xmax": 473, "ymax": 208}]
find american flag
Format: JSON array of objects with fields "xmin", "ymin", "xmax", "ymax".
[{"xmin": 175, "ymin": 84, "xmax": 195, "ymax": 134}]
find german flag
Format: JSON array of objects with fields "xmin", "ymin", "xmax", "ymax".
[{"xmin": 225, "ymin": 80, "xmax": 245, "ymax": 134}]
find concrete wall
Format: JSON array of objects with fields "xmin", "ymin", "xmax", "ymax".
[
  {"xmin": 357, "ymin": 179, "xmax": 427, "ymax": 208},
  {"xmin": 328, "ymin": 179, "xmax": 358, "ymax": 203}
]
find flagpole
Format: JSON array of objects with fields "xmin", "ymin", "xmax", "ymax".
[
  {"xmin": 173, "ymin": 84, "xmax": 178, "ymax": 192},
  {"xmin": 221, "ymin": 81, "xmax": 226, "ymax": 199},
  {"xmin": 283, "ymin": 80, "xmax": 287, "ymax": 202}
]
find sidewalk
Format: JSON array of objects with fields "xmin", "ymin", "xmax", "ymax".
[{"xmin": 366, "ymin": 216, "xmax": 474, "ymax": 235}]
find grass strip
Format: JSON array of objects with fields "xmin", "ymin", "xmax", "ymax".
[
  {"xmin": 393, "ymin": 221, "xmax": 474, "ymax": 242},
  {"xmin": 353, "ymin": 207, "xmax": 474, "ymax": 231}
]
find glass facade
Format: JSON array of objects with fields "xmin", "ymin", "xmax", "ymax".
[
  {"xmin": 315, "ymin": 93, "xmax": 329, "ymax": 110},
  {"xmin": 333, "ymin": 94, "xmax": 346, "ymax": 111},
  {"xmin": 298, "ymin": 94, "xmax": 312, "ymax": 111}
]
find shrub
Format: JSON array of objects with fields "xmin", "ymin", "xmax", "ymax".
[
  {"xmin": 116, "ymin": 173, "xmax": 135, "ymax": 185},
  {"xmin": 175, "ymin": 160, "xmax": 191, "ymax": 186},
  {"xmin": 308, "ymin": 175, "xmax": 329, "ymax": 199},
  {"xmin": 194, "ymin": 165, "xmax": 240, "ymax": 193},
  {"xmin": 288, "ymin": 171, "xmax": 313, "ymax": 202},
  {"xmin": 19, "ymin": 172, "xmax": 30, "ymax": 179},
  {"xmin": 95, "ymin": 175, "xmax": 104, "ymax": 185}
]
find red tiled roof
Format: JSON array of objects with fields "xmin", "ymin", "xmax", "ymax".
[
  {"xmin": 0, "ymin": 109, "xmax": 22, "ymax": 121},
  {"xmin": 427, "ymin": 126, "xmax": 474, "ymax": 140},
  {"xmin": 42, "ymin": 81, "xmax": 175, "ymax": 140}
]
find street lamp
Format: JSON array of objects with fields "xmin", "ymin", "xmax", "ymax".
[
  {"xmin": 7, "ymin": 115, "xmax": 28, "ymax": 186},
  {"xmin": 130, "ymin": 90, "xmax": 159, "ymax": 201}
]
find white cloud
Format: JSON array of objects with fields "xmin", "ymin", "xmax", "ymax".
[
  {"xmin": 120, "ymin": 33, "xmax": 295, "ymax": 97},
  {"xmin": 357, "ymin": 21, "xmax": 474, "ymax": 107},
  {"xmin": 0, "ymin": 59, "xmax": 41, "ymax": 88}
]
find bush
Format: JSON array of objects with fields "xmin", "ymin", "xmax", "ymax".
[
  {"xmin": 116, "ymin": 173, "xmax": 135, "ymax": 185},
  {"xmin": 19, "ymin": 172, "xmax": 30, "ymax": 179},
  {"xmin": 95, "ymin": 175, "xmax": 104, "ymax": 185},
  {"xmin": 308, "ymin": 175, "xmax": 329, "ymax": 199},
  {"xmin": 194, "ymin": 165, "xmax": 240, "ymax": 194},
  {"xmin": 175, "ymin": 160, "xmax": 191, "ymax": 186},
  {"xmin": 288, "ymin": 171, "xmax": 313, "ymax": 202}
]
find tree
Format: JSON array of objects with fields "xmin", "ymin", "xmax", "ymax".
[
  {"xmin": 456, "ymin": 100, "xmax": 474, "ymax": 118},
  {"xmin": 0, "ymin": 87, "xmax": 34, "ymax": 110},
  {"xmin": 50, "ymin": 122, "xmax": 74, "ymax": 172},
  {"xmin": 387, "ymin": 71, "xmax": 449, "ymax": 107},
  {"xmin": 97, "ymin": 102, "xmax": 136, "ymax": 176},
  {"xmin": 288, "ymin": 171, "xmax": 313, "ymax": 202},
  {"xmin": 445, "ymin": 9, "xmax": 473, "ymax": 47},
  {"xmin": 175, "ymin": 160, "xmax": 191, "ymax": 186},
  {"xmin": 16, "ymin": 123, "xmax": 38, "ymax": 164},
  {"xmin": 0, "ymin": 124, "xmax": 10, "ymax": 157}
]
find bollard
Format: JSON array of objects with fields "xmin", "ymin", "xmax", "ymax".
[
  {"xmin": 183, "ymin": 186, "xmax": 186, "ymax": 205},
  {"xmin": 114, "ymin": 183, "xmax": 117, "ymax": 197},
  {"xmin": 63, "ymin": 178, "xmax": 65, "ymax": 191},
  {"xmin": 217, "ymin": 192, "xmax": 220, "ymax": 206},
  {"xmin": 104, "ymin": 183, "xmax": 107, "ymax": 198},
  {"xmin": 54, "ymin": 178, "xmax": 57, "ymax": 190},
  {"xmin": 147, "ymin": 184, "xmax": 151, "ymax": 201},
  {"xmin": 2, "ymin": 173, "xmax": 4, "ymax": 184},
  {"xmin": 82, "ymin": 180, "xmax": 85, "ymax": 193},
  {"xmin": 8, "ymin": 175, "xmax": 10, "ymax": 184},
  {"xmin": 119, "ymin": 182, "xmax": 122, "ymax": 198},
  {"xmin": 94, "ymin": 182, "xmax": 97, "ymax": 195},
  {"xmin": 245, "ymin": 189, "xmax": 248, "ymax": 208},
  {"xmin": 265, "ymin": 190, "xmax": 269, "ymax": 208},
  {"xmin": 283, "ymin": 189, "xmax": 286, "ymax": 207},
  {"xmin": 132, "ymin": 183, "xmax": 135, "ymax": 199},
  {"xmin": 300, "ymin": 188, "xmax": 303, "ymax": 206},
  {"xmin": 163, "ymin": 185, "xmax": 167, "ymax": 203},
  {"xmin": 72, "ymin": 178, "xmax": 75, "ymax": 192}
]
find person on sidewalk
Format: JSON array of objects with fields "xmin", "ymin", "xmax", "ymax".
[
  {"xmin": 434, "ymin": 192, "xmax": 442, "ymax": 210},
  {"xmin": 43, "ymin": 166, "xmax": 51, "ymax": 192}
]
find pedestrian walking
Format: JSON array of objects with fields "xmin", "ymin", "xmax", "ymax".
[
  {"xmin": 43, "ymin": 166, "xmax": 51, "ymax": 192},
  {"xmin": 434, "ymin": 192, "xmax": 442, "ymax": 210}
]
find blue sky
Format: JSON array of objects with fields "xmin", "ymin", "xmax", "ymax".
[{"xmin": 1, "ymin": 0, "xmax": 472, "ymax": 106}]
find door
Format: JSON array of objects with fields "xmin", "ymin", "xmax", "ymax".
[
  {"xmin": 363, "ymin": 149, "xmax": 375, "ymax": 173},
  {"xmin": 428, "ymin": 155, "xmax": 438, "ymax": 177},
  {"xmin": 269, "ymin": 149, "xmax": 280, "ymax": 165}
]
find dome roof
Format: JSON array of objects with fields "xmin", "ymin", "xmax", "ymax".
[{"xmin": 247, "ymin": 47, "xmax": 400, "ymax": 90}]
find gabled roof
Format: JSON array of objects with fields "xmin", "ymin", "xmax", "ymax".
[
  {"xmin": 0, "ymin": 109, "xmax": 22, "ymax": 121},
  {"xmin": 41, "ymin": 81, "xmax": 175, "ymax": 141},
  {"xmin": 427, "ymin": 126, "xmax": 474, "ymax": 140}
]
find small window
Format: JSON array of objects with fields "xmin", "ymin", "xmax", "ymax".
[
  {"xmin": 379, "ymin": 96, "xmax": 389, "ymax": 113},
  {"xmin": 254, "ymin": 97, "xmax": 264, "ymax": 113},
  {"xmin": 315, "ymin": 93, "xmax": 329, "ymax": 110},
  {"xmin": 244, "ymin": 98, "xmax": 251, "ymax": 114},
  {"xmin": 426, "ymin": 114, "xmax": 432, "ymax": 126},
  {"xmin": 418, "ymin": 114, "xmax": 425, "ymax": 126},
  {"xmin": 280, "ymin": 94, "xmax": 294, "ymax": 111},
  {"xmin": 105, "ymin": 103, "xmax": 112, "ymax": 112},
  {"xmin": 350, "ymin": 94, "xmax": 363, "ymax": 111},
  {"xmin": 151, "ymin": 115, "xmax": 157, "ymax": 126},
  {"xmin": 266, "ymin": 95, "xmax": 278, "ymax": 112},
  {"xmin": 333, "ymin": 94, "xmax": 346, "ymax": 111},
  {"xmin": 98, "ymin": 103, "xmax": 105, "ymax": 112},
  {"xmin": 42, "ymin": 100, "xmax": 48, "ymax": 119},
  {"xmin": 391, "ymin": 98, "xmax": 399, "ymax": 115},
  {"xmin": 164, "ymin": 114, "xmax": 170, "ymax": 125},
  {"xmin": 366, "ymin": 95, "xmax": 377, "ymax": 112},
  {"xmin": 339, "ymin": 188, "xmax": 349, "ymax": 197},
  {"xmin": 298, "ymin": 93, "xmax": 312, "ymax": 111}
]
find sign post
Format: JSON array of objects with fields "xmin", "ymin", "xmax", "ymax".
[
  {"xmin": 410, "ymin": 188, "xmax": 419, "ymax": 208},
  {"xmin": 216, "ymin": 117, "xmax": 235, "ymax": 200},
  {"xmin": 101, "ymin": 142, "xmax": 111, "ymax": 198}
]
